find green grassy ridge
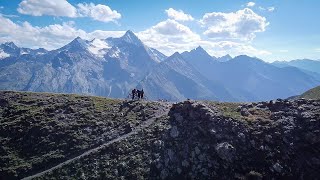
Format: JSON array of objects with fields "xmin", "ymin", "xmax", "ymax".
[
  {"xmin": 300, "ymin": 86, "xmax": 320, "ymax": 100},
  {"xmin": 0, "ymin": 91, "xmax": 164, "ymax": 179}
]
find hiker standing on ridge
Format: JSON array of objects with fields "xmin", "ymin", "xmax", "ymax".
[
  {"xmin": 141, "ymin": 89, "xmax": 144, "ymax": 99},
  {"xmin": 137, "ymin": 89, "xmax": 141, "ymax": 99},
  {"xmin": 131, "ymin": 89, "xmax": 136, "ymax": 100}
]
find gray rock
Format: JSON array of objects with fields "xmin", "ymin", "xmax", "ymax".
[
  {"xmin": 215, "ymin": 142, "xmax": 235, "ymax": 161},
  {"xmin": 174, "ymin": 113, "xmax": 183, "ymax": 123},
  {"xmin": 195, "ymin": 146, "xmax": 201, "ymax": 155},
  {"xmin": 182, "ymin": 160, "xmax": 189, "ymax": 167},
  {"xmin": 177, "ymin": 167, "xmax": 182, "ymax": 174},
  {"xmin": 160, "ymin": 169, "xmax": 169, "ymax": 180},
  {"xmin": 238, "ymin": 132, "xmax": 246, "ymax": 142},
  {"xmin": 241, "ymin": 108, "xmax": 250, "ymax": 116},
  {"xmin": 170, "ymin": 126, "xmax": 179, "ymax": 138},
  {"xmin": 153, "ymin": 140, "xmax": 164, "ymax": 150},
  {"xmin": 272, "ymin": 162, "xmax": 283, "ymax": 173}
]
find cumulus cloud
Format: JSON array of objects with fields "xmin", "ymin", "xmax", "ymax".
[
  {"xmin": 136, "ymin": 19, "xmax": 269, "ymax": 57},
  {"xmin": 77, "ymin": 3, "xmax": 121, "ymax": 22},
  {"xmin": 246, "ymin": 2, "xmax": 255, "ymax": 7},
  {"xmin": 137, "ymin": 19, "xmax": 200, "ymax": 55},
  {"xmin": 17, "ymin": 0, "xmax": 121, "ymax": 22},
  {"xmin": 165, "ymin": 8, "xmax": 194, "ymax": 21},
  {"xmin": 17, "ymin": 0, "xmax": 77, "ymax": 17},
  {"xmin": 151, "ymin": 19, "xmax": 198, "ymax": 36},
  {"xmin": 0, "ymin": 15, "xmax": 124, "ymax": 50},
  {"xmin": 200, "ymin": 8, "xmax": 269, "ymax": 41}
]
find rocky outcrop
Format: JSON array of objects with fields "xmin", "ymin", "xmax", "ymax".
[
  {"xmin": 151, "ymin": 99, "xmax": 320, "ymax": 179},
  {"xmin": 1, "ymin": 91, "xmax": 319, "ymax": 179}
]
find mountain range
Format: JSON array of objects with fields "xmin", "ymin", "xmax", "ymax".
[{"xmin": 1, "ymin": 30, "xmax": 320, "ymax": 102}]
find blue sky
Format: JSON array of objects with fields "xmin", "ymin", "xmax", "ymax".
[{"xmin": 0, "ymin": 0, "xmax": 319, "ymax": 62}]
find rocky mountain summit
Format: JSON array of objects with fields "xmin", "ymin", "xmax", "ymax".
[{"xmin": 0, "ymin": 91, "xmax": 319, "ymax": 179}]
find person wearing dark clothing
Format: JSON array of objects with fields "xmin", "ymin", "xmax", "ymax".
[
  {"xmin": 131, "ymin": 89, "xmax": 136, "ymax": 100},
  {"xmin": 137, "ymin": 90, "xmax": 141, "ymax": 99},
  {"xmin": 141, "ymin": 89, "xmax": 144, "ymax": 99}
]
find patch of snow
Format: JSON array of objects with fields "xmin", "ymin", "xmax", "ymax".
[
  {"xmin": 147, "ymin": 48, "xmax": 161, "ymax": 63},
  {"xmin": 88, "ymin": 39, "xmax": 111, "ymax": 57},
  {"xmin": 0, "ymin": 50, "xmax": 10, "ymax": 59},
  {"xmin": 20, "ymin": 51, "xmax": 29, "ymax": 55},
  {"xmin": 110, "ymin": 47, "xmax": 121, "ymax": 58}
]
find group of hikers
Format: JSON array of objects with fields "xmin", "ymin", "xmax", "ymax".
[{"xmin": 131, "ymin": 88, "xmax": 144, "ymax": 100}]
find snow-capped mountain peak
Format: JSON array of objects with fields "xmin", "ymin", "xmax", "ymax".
[
  {"xmin": 3, "ymin": 42, "xmax": 18, "ymax": 49},
  {"xmin": 120, "ymin": 30, "xmax": 143, "ymax": 46},
  {"xmin": 71, "ymin": 37, "xmax": 87, "ymax": 47},
  {"xmin": 58, "ymin": 37, "xmax": 89, "ymax": 52},
  {"xmin": 218, "ymin": 54, "xmax": 232, "ymax": 62},
  {"xmin": 194, "ymin": 46, "xmax": 206, "ymax": 52}
]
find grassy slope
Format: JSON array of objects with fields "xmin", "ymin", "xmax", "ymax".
[
  {"xmin": 300, "ymin": 86, "xmax": 320, "ymax": 100},
  {"xmin": 0, "ymin": 91, "xmax": 167, "ymax": 179},
  {"xmin": 203, "ymin": 101, "xmax": 271, "ymax": 122}
]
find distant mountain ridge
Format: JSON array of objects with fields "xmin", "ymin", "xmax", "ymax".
[
  {"xmin": 139, "ymin": 52, "xmax": 235, "ymax": 101},
  {"xmin": 0, "ymin": 31, "xmax": 166, "ymax": 99},
  {"xmin": 0, "ymin": 30, "xmax": 319, "ymax": 102},
  {"xmin": 272, "ymin": 59, "xmax": 320, "ymax": 74}
]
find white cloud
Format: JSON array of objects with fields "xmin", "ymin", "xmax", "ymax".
[
  {"xmin": 0, "ymin": 14, "xmax": 270, "ymax": 60},
  {"xmin": 259, "ymin": 6, "xmax": 275, "ymax": 12},
  {"xmin": 151, "ymin": 19, "xmax": 198, "ymax": 37},
  {"xmin": 17, "ymin": 0, "xmax": 77, "ymax": 17},
  {"xmin": 247, "ymin": 2, "xmax": 256, "ymax": 7},
  {"xmin": 17, "ymin": 0, "xmax": 121, "ymax": 22},
  {"xmin": 267, "ymin": 7, "xmax": 275, "ymax": 12},
  {"xmin": 77, "ymin": 3, "xmax": 121, "ymax": 22},
  {"xmin": 165, "ymin": 8, "xmax": 194, "ymax": 21},
  {"xmin": 0, "ymin": 50, "xmax": 10, "ymax": 59},
  {"xmin": 137, "ymin": 19, "xmax": 269, "ymax": 57},
  {"xmin": 137, "ymin": 19, "xmax": 200, "ymax": 55},
  {"xmin": 0, "ymin": 13, "xmax": 19, "ymax": 18},
  {"xmin": 0, "ymin": 15, "xmax": 124, "ymax": 50},
  {"xmin": 197, "ymin": 40, "xmax": 271, "ymax": 58},
  {"xmin": 200, "ymin": 8, "xmax": 269, "ymax": 41},
  {"xmin": 315, "ymin": 48, "xmax": 320, "ymax": 52}
]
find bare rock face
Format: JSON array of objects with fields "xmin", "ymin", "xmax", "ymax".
[{"xmin": 150, "ymin": 99, "xmax": 320, "ymax": 179}]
